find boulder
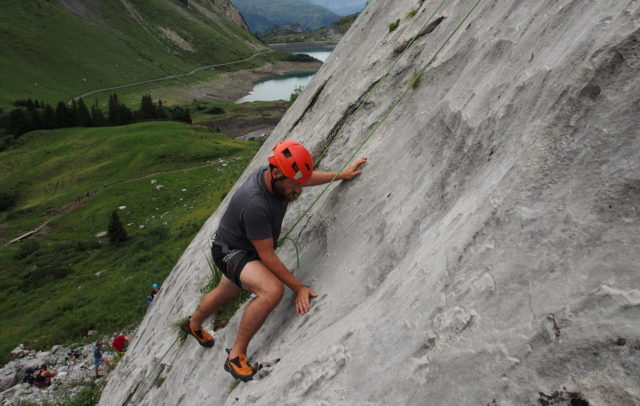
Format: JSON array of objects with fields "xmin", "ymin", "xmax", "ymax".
[{"xmin": 9, "ymin": 345, "xmax": 27, "ymax": 360}]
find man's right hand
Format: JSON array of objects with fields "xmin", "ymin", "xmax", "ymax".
[{"xmin": 295, "ymin": 286, "xmax": 318, "ymax": 316}]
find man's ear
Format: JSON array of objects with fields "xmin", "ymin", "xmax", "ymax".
[{"xmin": 271, "ymin": 166, "xmax": 285, "ymax": 178}]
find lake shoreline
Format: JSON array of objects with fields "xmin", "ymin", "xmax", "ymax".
[
  {"xmin": 173, "ymin": 60, "xmax": 322, "ymax": 104},
  {"xmin": 268, "ymin": 41, "xmax": 338, "ymax": 51}
]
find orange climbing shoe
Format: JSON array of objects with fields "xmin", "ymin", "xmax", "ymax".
[
  {"xmin": 180, "ymin": 317, "xmax": 214, "ymax": 348},
  {"xmin": 224, "ymin": 354, "xmax": 255, "ymax": 381}
]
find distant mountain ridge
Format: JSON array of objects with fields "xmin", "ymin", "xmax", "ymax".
[
  {"xmin": 301, "ymin": 0, "xmax": 367, "ymax": 16},
  {"xmin": 0, "ymin": 0, "xmax": 264, "ymax": 107},
  {"xmin": 230, "ymin": 0, "xmax": 339, "ymax": 33},
  {"xmin": 261, "ymin": 13, "xmax": 358, "ymax": 44}
]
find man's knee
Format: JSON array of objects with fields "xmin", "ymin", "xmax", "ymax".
[
  {"xmin": 260, "ymin": 281, "xmax": 284, "ymax": 306},
  {"xmin": 213, "ymin": 282, "xmax": 239, "ymax": 302}
]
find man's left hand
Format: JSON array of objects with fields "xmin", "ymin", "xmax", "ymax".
[
  {"xmin": 295, "ymin": 286, "xmax": 318, "ymax": 315},
  {"xmin": 339, "ymin": 157, "xmax": 368, "ymax": 180}
]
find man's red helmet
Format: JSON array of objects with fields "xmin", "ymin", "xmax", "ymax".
[{"xmin": 268, "ymin": 140, "xmax": 314, "ymax": 183}]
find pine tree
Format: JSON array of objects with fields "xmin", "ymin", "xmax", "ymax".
[
  {"xmin": 183, "ymin": 108, "xmax": 192, "ymax": 124},
  {"xmin": 30, "ymin": 109, "xmax": 42, "ymax": 130},
  {"xmin": 169, "ymin": 106, "xmax": 192, "ymax": 124},
  {"xmin": 55, "ymin": 102, "xmax": 71, "ymax": 128},
  {"xmin": 76, "ymin": 98, "xmax": 92, "ymax": 127},
  {"xmin": 108, "ymin": 211, "xmax": 128, "ymax": 245},
  {"xmin": 108, "ymin": 94, "xmax": 120, "ymax": 125},
  {"xmin": 8, "ymin": 109, "xmax": 29, "ymax": 137},
  {"xmin": 120, "ymin": 102, "xmax": 133, "ymax": 125},
  {"xmin": 156, "ymin": 99, "xmax": 167, "ymax": 119},
  {"xmin": 139, "ymin": 94, "xmax": 156, "ymax": 119},
  {"xmin": 91, "ymin": 100, "xmax": 106, "ymax": 126},
  {"xmin": 69, "ymin": 99, "xmax": 79, "ymax": 127},
  {"xmin": 42, "ymin": 104, "xmax": 56, "ymax": 129}
]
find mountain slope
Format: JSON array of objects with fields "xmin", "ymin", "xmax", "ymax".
[
  {"xmin": 0, "ymin": 121, "xmax": 259, "ymax": 364},
  {"xmin": 99, "ymin": 0, "xmax": 640, "ymax": 405},
  {"xmin": 0, "ymin": 0, "xmax": 265, "ymax": 107},
  {"xmin": 302, "ymin": 0, "xmax": 367, "ymax": 16},
  {"xmin": 261, "ymin": 13, "xmax": 359, "ymax": 43},
  {"xmin": 230, "ymin": 0, "xmax": 339, "ymax": 33}
]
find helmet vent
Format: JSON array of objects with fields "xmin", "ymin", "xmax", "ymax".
[
  {"xmin": 282, "ymin": 148, "xmax": 292, "ymax": 158},
  {"xmin": 292, "ymin": 162, "xmax": 300, "ymax": 172}
]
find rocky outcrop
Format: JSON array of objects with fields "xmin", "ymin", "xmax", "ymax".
[
  {"xmin": 206, "ymin": 0, "xmax": 250, "ymax": 31},
  {"xmin": 0, "ymin": 342, "xmax": 117, "ymax": 405},
  {"xmin": 99, "ymin": 0, "xmax": 640, "ymax": 405}
]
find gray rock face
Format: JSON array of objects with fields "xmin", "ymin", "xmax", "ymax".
[{"xmin": 98, "ymin": 1, "xmax": 640, "ymax": 405}]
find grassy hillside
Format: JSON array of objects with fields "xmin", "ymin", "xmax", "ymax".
[
  {"xmin": 79, "ymin": 50, "xmax": 295, "ymax": 107},
  {"xmin": 0, "ymin": 122, "xmax": 259, "ymax": 363},
  {"xmin": 230, "ymin": 0, "xmax": 339, "ymax": 33},
  {"xmin": 0, "ymin": 0, "xmax": 265, "ymax": 108}
]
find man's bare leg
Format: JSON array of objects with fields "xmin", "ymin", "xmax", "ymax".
[
  {"xmin": 190, "ymin": 275, "xmax": 242, "ymax": 331},
  {"xmin": 229, "ymin": 260, "xmax": 284, "ymax": 359}
]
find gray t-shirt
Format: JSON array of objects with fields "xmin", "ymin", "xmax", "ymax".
[{"xmin": 214, "ymin": 166, "xmax": 288, "ymax": 253}]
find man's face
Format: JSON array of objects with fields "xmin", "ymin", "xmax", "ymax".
[{"xmin": 273, "ymin": 177, "xmax": 303, "ymax": 201}]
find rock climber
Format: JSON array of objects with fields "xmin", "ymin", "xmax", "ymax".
[
  {"xmin": 147, "ymin": 283, "xmax": 160, "ymax": 305},
  {"xmin": 182, "ymin": 140, "xmax": 367, "ymax": 381}
]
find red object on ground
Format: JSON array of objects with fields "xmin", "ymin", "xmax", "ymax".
[{"xmin": 112, "ymin": 335, "xmax": 127, "ymax": 351}]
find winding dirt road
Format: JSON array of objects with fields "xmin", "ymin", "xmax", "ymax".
[{"xmin": 70, "ymin": 49, "xmax": 272, "ymax": 102}]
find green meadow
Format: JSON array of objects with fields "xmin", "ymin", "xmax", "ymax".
[
  {"xmin": 0, "ymin": 0, "xmax": 265, "ymax": 107},
  {"xmin": 0, "ymin": 122, "xmax": 259, "ymax": 363}
]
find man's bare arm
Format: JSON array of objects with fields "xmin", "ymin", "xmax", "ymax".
[
  {"xmin": 252, "ymin": 238, "xmax": 318, "ymax": 315},
  {"xmin": 252, "ymin": 238, "xmax": 304, "ymax": 292},
  {"xmin": 301, "ymin": 157, "xmax": 368, "ymax": 187}
]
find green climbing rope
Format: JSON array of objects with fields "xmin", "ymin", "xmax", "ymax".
[
  {"xmin": 314, "ymin": 0, "xmax": 449, "ymax": 165},
  {"xmin": 281, "ymin": 236, "xmax": 301, "ymax": 267},
  {"xmin": 279, "ymin": 0, "xmax": 483, "ymax": 253}
]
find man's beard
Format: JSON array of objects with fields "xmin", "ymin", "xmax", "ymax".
[{"xmin": 273, "ymin": 180, "xmax": 302, "ymax": 201}]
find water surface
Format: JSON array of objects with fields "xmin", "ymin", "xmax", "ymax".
[{"xmin": 236, "ymin": 47, "xmax": 334, "ymax": 103}]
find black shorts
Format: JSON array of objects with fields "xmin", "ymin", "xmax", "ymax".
[{"xmin": 211, "ymin": 244, "xmax": 260, "ymax": 289}]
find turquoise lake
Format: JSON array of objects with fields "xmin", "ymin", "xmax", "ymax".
[{"xmin": 236, "ymin": 48, "xmax": 334, "ymax": 103}]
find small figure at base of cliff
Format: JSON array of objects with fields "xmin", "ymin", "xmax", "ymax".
[
  {"xmin": 183, "ymin": 140, "xmax": 367, "ymax": 381},
  {"xmin": 93, "ymin": 342, "xmax": 112, "ymax": 378}
]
